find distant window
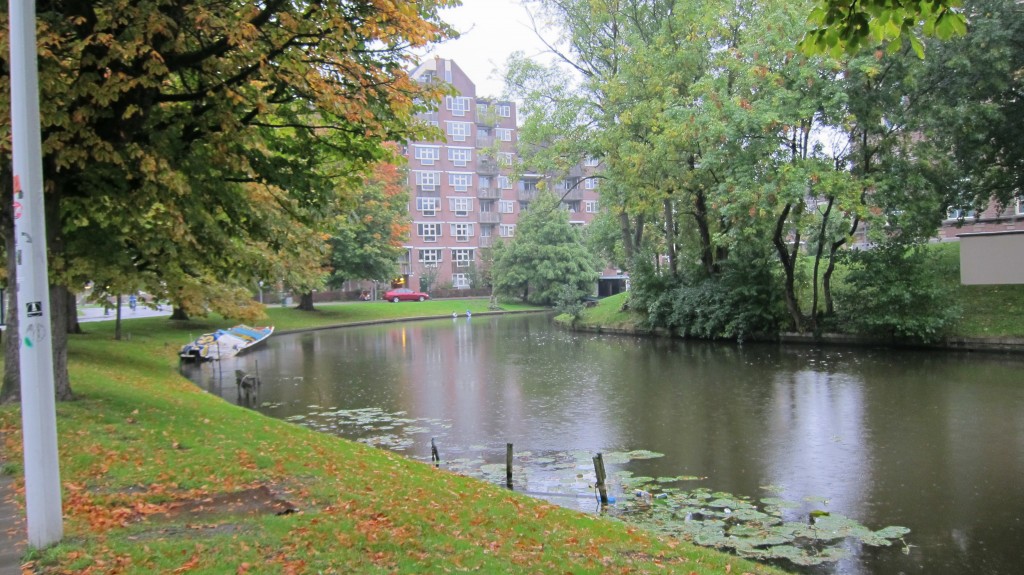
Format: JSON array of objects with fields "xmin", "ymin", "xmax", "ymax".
[
  {"xmin": 498, "ymin": 200, "xmax": 515, "ymax": 214},
  {"xmin": 450, "ymin": 222, "xmax": 475, "ymax": 241},
  {"xmin": 584, "ymin": 156, "xmax": 600, "ymax": 167},
  {"xmin": 446, "ymin": 121, "xmax": 471, "ymax": 142},
  {"xmin": 416, "ymin": 197, "xmax": 439, "ymax": 216},
  {"xmin": 448, "ymin": 147, "xmax": 472, "ymax": 167},
  {"xmin": 499, "ymin": 224, "xmax": 516, "ymax": 237},
  {"xmin": 445, "ymin": 96, "xmax": 472, "ymax": 117},
  {"xmin": 495, "ymin": 128, "xmax": 513, "ymax": 142},
  {"xmin": 449, "ymin": 197, "xmax": 473, "ymax": 217},
  {"xmin": 452, "ymin": 249, "xmax": 474, "ymax": 268},
  {"xmin": 413, "ymin": 145, "xmax": 440, "ymax": 165},
  {"xmin": 417, "ymin": 222, "xmax": 441, "ymax": 242},
  {"xmin": 585, "ymin": 200, "xmax": 599, "ymax": 213},
  {"xmin": 585, "ymin": 178, "xmax": 597, "ymax": 190},
  {"xmin": 452, "ymin": 273, "xmax": 470, "ymax": 289},
  {"xmin": 946, "ymin": 207, "xmax": 976, "ymax": 220},
  {"xmin": 449, "ymin": 172, "xmax": 473, "ymax": 192},
  {"xmin": 1016, "ymin": 198, "xmax": 1024, "ymax": 216},
  {"xmin": 496, "ymin": 104, "xmax": 512, "ymax": 117},
  {"xmin": 415, "ymin": 171, "xmax": 440, "ymax": 190},
  {"xmin": 418, "ymin": 248, "xmax": 442, "ymax": 263},
  {"xmin": 498, "ymin": 176, "xmax": 513, "ymax": 190},
  {"xmin": 498, "ymin": 152, "xmax": 514, "ymax": 166}
]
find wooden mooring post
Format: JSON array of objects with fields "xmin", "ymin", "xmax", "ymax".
[
  {"xmin": 593, "ymin": 453, "xmax": 608, "ymax": 505},
  {"xmin": 430, "ymin": 438, "xmax": 440, "ymax": 467},
  {"xmin": 505, "ymin": 443, "xmax": 514, "ymax": 489}
]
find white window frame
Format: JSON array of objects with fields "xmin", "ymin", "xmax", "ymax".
[
  {"xmin": 413, "ymin": 145, "xmax": 440, "ymax": 165},
  {"xmin": 585, "ymin": 177, "xmax": 597, "ymax": 190},
  {"xmin": 448, "ymin": 147, "xmax": 472, "ymax": 167},
  {"xmin": 417, "ymin": 222, "xmax": 442, "ymax": 242},
  {"xmin": 452, "ymin": 248, "xmax": 474, "ymax": 268},
  {"xmin": 498, "ymin": 200, "xmax": 515, "ymax": 214},
  {"xmin": 445, "ymin": 96, "xmax": 472, "ymax": 117},
  {"xmin": 452, "ymin": 273, "xmax": 470, "ymax": 289},
  {"xmin": 498, "ymin": 152, "xmax": 514, "ymax": 166},
  {"xmin": 496, "ymin": 104, "xmax": 511, "ymax": 117},
  {"xmin": 449, "ymin": 172, "xmax": 473, "ymax": 192},
  {"xmin": 414, "ymin": 170, "xmax": 440, "ymax": 190},
  {"xmin": 495, "ymin": 128, "xmax": 513, "ymax": 142},
  {"xmin": 449, "ymin": 197, "xmax": 474, "ymax": 217},
  {"xmin": 499, "ymin": 224, "xmax": 516, "ymax": 237},
  {"xmin": 418, "ymin": 248, "xmax": 442, "ymax": 264},
  {"xmin": 498, "ymin": 176, "xmax": 513, "ymax": 190},
  {"xmin": 450, "ymin": 222, "xmax": 475, "ymax": 242},
  {"xmin": 585, "ymin": 200, "xmax": 599, "ymax": 213},
  {"xmin": 584, "ymin": 156, "xmax": 600, "ymax": 167},
  {"xmin": 446, "ymin": 121, "xmax": 471, "ymax": 142},
  {"xmin": 416, "ymin": 197, "xmax": 439, "ymax": 216}
]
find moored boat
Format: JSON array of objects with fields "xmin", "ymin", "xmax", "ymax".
[{"xmin": 179, "ymin": 324, "xmax": 274, "ymax": 361}]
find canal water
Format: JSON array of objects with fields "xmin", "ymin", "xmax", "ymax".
[{"xmin": 182, "ymin": 313, "xmax": 1024, "ymax": 574}]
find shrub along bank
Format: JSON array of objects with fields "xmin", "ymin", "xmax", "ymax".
[{"xmin": 0, "ymin": 303, "xmax": 786, "ymax": 575}]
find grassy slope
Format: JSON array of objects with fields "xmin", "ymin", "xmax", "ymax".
[
  {"xmin": 0, "ymin": 301, "xmax": 785, "ymax": 575},
  {"xmin": 576, "ymin": 243, "xmax": 1024, "ymax": 339}
]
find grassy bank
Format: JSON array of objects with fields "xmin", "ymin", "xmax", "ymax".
[
  {"xmin": 0, "ymin": 302, "xmax": 785, "ymax": 575},
  {"xmin": 572, "ymin": 242, "xmax": 1024, "ymax": 340}
]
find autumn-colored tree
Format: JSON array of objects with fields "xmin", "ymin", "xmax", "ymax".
[{"xmin": 0, "ymin": 0, "xmax": 455, "ymax": 402}]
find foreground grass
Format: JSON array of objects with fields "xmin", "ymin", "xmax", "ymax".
[{"xmin": 1, "ymin": 302, "xmax": 785, "ymax": 575}]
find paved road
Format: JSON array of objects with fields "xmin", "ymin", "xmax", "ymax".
[{"xmin": 78, "ymin": 303, "xmax": 172, "ymax": 322}]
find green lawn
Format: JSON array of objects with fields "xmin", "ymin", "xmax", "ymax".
[{"xmin": 1, "ymin": 300, "xmax": 785, "ymax": 575}]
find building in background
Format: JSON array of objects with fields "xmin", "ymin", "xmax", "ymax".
[{"xmin": 398, "ymin": 58, "xmax": 602, "ymax": 292}]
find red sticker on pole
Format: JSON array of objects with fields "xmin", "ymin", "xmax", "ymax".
[{"xmin": 13, "ymin": 201, "xmax": 23, "ymax": 220}]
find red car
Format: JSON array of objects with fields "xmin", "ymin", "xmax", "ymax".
[{"xmin": 384, "ymin": 288, "xmax": 430, "ymax": 302}]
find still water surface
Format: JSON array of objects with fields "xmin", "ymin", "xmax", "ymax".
[{"xmin": 183, "ymin": 313, "xmax": 1024, "ymax": 574}]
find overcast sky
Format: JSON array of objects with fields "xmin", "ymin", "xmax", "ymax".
[{"xmin": 424, "ymin": 0, "xmax": 558, "ymax": 98}]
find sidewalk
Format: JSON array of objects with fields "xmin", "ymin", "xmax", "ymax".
[
  {"xmin": 0, "ymin": 470, "xmax": 25, "ymax": 575},
  {"xmin": 78, "ymin": 303, "xmax": 172, "ymax": 323}
]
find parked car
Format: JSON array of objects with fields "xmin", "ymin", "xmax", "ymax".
[{"xmin": 384, "ymin": 288, "xmax": 430, "ymax": 302}]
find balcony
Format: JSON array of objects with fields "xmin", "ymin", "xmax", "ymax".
[
  {"xmin": 478, "ymin": 186, "xmax": 500, "ymax": 200},
  {"xmin": 479, "ymin": 212, "xmax": 500, "ymax": 224},
  {"xmin": 518, "ymin": 189, "xmax": 538, "ymax": 202},
  {"xmin": 562, "ymin": 188, "xmax": 584, "ymax": 201},
  {"xmin": 477, "ymin": 159, "xmax": 500, "ymax": 175},
  {"xmin": 476, "ymin": 135, "xmax": 495, "ymax": 148},
  {"xmin": 478, "ymin": 236, "xmax": 494, "ymax": 248}
]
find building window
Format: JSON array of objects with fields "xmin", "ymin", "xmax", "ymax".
[
  {"xmin": 416, "ymin": 197, "xmax": 439, "ymax": 216},
  {"xmin": 562, "ymin": 178, "xmax": 579, "ymax": 191},
  {"xmin": 413, "ymin": 145, "xmax": 440, "ymax": 165},
  {"xmin": 496, "ymin": 103, "xmax": 511, "ymax": 117},
  {"xmin": 445, "ymin": 96, "xmax": 472, "ymax": 116},
  {"xmin": 448, "ymin": 147, "xmax": 472, "ymax": 167},
  {"xmin": 946, "ymin": 207, "xmax": 976, "ymax": 220},
  {"xmin": 414, "ymin": 170, "xmax": 440, "ymax": 190},
  {"xmin": 477, "ymin": 103, "xmax": 489, "ymax": 116},
  {"xmin": 449, "ymin": 172, "xmax": 473, "ymax": 192},
  {"xmin": 450, "ymin": 222, "xmax": 475, "ymax": 241},
  {"xmin": 498, "ymin": 200, "xmax": 515, "ymax": 214},
  {"xmin": 585, "ymin": 200, "xmax": 599, "ymax": 213},
  {"xmin": 498, "ymin": 175, "xmax": 513, "ymax": 190},
  {"xmin": 584, "ymin": 156, "xmax": 600, "ymax": 167},
  {"xmin": 585, "ymin": 177, "xmax": 597, "ymax": 189},
  {"xmin": 452, "ymin": 249, "xmax": 474, "ymax": 268},
  {"xmin": 521, "ymin": 179, "xmax": 539, "ymax": 192},
  {"xmin": 449, "ymin": 197, "xmax": 473, "ymax": 217},
  {"xmin": 446, "ymin": 121, "xmax": 471, "ymax": 142},
  {"xmin": 518, "ymin": 201, "xmax": 530, "ymax": 212},
  {"xmin": 499, "ymin": 224, "xmax": 516, "ymax": 237},
  {"xmin": 563, "ymin": 201, "xmax": 580, "ymax": 213},
  {"xmin": 418, "ymin": 248, "xmax": 442, "ymax": 264},
  {"xmin": 452, "ymin": 273, "xmax": 470, "ymax": 289},
  {"xmin": 498, "ymin": 152, "xmax": 514, "ymax": 166},
  {"xmin": 417, "ymin": 222, "xmax": 441, "ymax": 242},
  {"xmin": 1016, "ymin": 198, "xmax": 1024, "ymax": 216},
  {"xmin": 495, "ymin": 128, "xmax": 513, "ymax": 142}
]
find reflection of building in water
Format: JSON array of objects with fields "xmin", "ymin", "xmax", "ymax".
[{"xmin": 764, "ymin": 370, "xmax": 870, "ymax": 520}]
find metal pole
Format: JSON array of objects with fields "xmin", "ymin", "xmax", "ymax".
[{"xmin": 10, "ymin": 0, "xmax": 64, "ymax": 547}]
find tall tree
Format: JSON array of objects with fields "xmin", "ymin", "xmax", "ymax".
[
  {"xmin": 0, "ymin": 0, "xmax": 455, "ymax": 402},
  {"xmin": 491, "ymin": 191, "xmax": 597, "ymax": 305}
]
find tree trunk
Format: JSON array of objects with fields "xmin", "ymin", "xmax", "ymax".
[
  {"xmin": 810, "ymin": 196, "xmax": 835, "ymax": 333},
  {"xmin": 1, "ymin": 234, "xmax": 19, "ymax": 404},
  {"xmin": 772, "ymin": 203, "xmax": 803, "ymax": 332},
  {"xmin": 619, "ymin": 209, "xmax": 635, "ymax": 264},
  {"xmin": 66, "ymin": 289, "xmax": 82, "ymax": 334},
  {"xmin": 114, "ymin": 294, "xmax": 123, "ymax": 340},
  {"xmin": 170, "ymin": 306, "xmax": 190, "ymax": 321},
  {"xmin": 297, "ymin": 291, "xmax": 315, "ymax": 311},
  {"xmin": 49, "ymin": 284, "xmax": 73, "ymax": 401},
  {"xmin": 663, "ymin": 196, "xmax": 678, "ymax": 278},
  {"xmin": 0, "ymin": 164, "xmax": 18, "ymax": 403},
  {"xmin": 693, "ymin": 189, "xmax": 716, "ymax": 276}
]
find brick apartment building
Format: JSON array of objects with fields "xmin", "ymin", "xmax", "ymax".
[{"xmin": 396, "ymin": 58, "xmax": 603, "ymax": 292}]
